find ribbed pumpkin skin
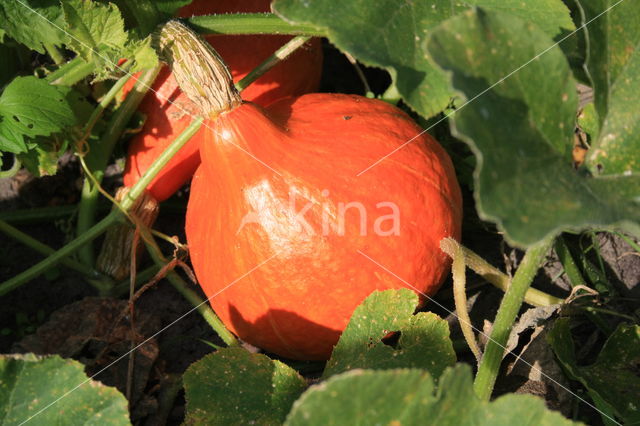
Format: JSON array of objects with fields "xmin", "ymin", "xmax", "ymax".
[
  {"xmin": 185, "ymin": 94, "xmax": 462, "ymax": 360},
  {"xmin": 122, "ymin": 0, "xmax": 323, "ymax": 201}
]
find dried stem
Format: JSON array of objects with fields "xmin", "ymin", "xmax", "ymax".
[{"xmin": 156, "ymin": 20, "xmax": 241, "ymax": 117}]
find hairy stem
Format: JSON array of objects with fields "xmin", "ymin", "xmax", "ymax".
[
  {"xmin": 440, "ymin": 237, "xmax": 563, "ymax": 307},
  {"xmin": 0, "ymin": 155, "xmax": 21, "ymax": 178},
  {"xmin": 0, "ymin": 107, "xmax": 201, "ymax": 296},
  {"xmin": 0, "ymin": 220, "xmax": 111, "ymax": 291},
  {"xmin": 445, "ymin": 239, "xmax": 482, "ymax": 362},
  {"xmin": 0, "ymin": 205, "xmax": 108, "ymax": 224},
  {"xmin": 123, "ymin": 119, "xmax": 203, "ymax": 206},
  {"xmin": 188, "ymin": 13, "xmax": 324, "ymax": 36},
  {"xmin": 46, "ymin": 57, "xmax": 95, "ymax": 86},
  {"xmin": 473, "ymin": 237, "xmax": 554, "ymax": 401},
  {"xmin": 0, "ymin": 213, "xmax": 119, "ymax": 297},
  {"xmin": 44, "ymin": 42, "xmax": 65, "ymax": 65},
  {"xmin": 554, "ymin": 236, "xmax": 586, "ymax": 287},
  {"xmin": 76, "ymin": 65, "xmax": 161, "ymax": 267},
  {"xmin": 82, "ymin": 73, "xmax": 134, "ymax": 140},
  {"xmin": 140, "ymin": 228, "xmax": 239, "ymax": 347},
  {"xmin": 236, "ymin": 36, "xmax": 312, "ymax": 91}
]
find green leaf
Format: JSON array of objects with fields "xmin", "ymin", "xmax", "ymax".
[
  {"xmin": 581, "ymin": 0, "xmax": 640, "ymax": 176},
  {"xmin": 61, "ymin": 0, "xmax": 128, "ymax": 68},
  {"xmin": 548, "ymin": 318, "xmax": 640, "ymax": 424},
  {"xmin": 0, "ymin": 0, "xmax": 68, "ymax": 53},
  {"xmin": 273, "ymin": 0, "xmax": 573, "ymax": 119},
  {"xmin": 18, "ymin": 136, "xmax": 68, "ymax": 176},
  {"xmin": 0, "ymin": 76, "xmax": 77, "ymax": 154},
  {"xmin": 154, "ymin": 0, "xmax": 192, "ymax": 16},
  {"xmin": 426, "ymin": 8, "xmax": 640, "ymax": 247},
  {"xmin": 285, "ymin": 365, "xmax": 579, "ymax": 425},
  {"xmin": 123, "ymin": 36, "xmax": 159, "ymax": 74},
  {"xmin": 0, "ymin": 353, "xmax": 130, "ymax": 425},
  {"xmin": 183, "ymin": 347, "xmax": 307, "ymax": 425},
  {"xmin": 323, "ymin": 289, "xmax": 455, "ymax": 380},
  {"xmin": 578, "ymin": 102, "xmax": 600, "ymax": 140},
  {"xmin": 273, "ymin": 0, "xmax": 463, "ymax": 118},
  {"xmin": 108, "ymin": 0, "xmax": 162, "ymax": 37},
  {"xmin": 468, "ymin": 0, "xmax": 575, "ymax": 40}
]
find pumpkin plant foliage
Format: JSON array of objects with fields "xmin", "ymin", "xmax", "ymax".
[
  {"xmin": 183, "ymin": 290, "xmax": 577, "ymax": 425},
  {"xmin": 323, "ymin": 289, "xmax": 456, "ymax": 380},
  {"xmin": 0, "ymin": 0, "xmax": 157, "ymax": 172},
  {"xmin": 273, "ymin": 0, "xmax": 575, "ymax": 119},
  {"xmin": 548, "ymin": 319, "xmax": 640, "ymax": 424},
  {"xmin": 581, "ymin": 0, "xmax": 640, "ymax": 176},
  {"xmin": 425, "ymin": 8, "xmax": 640, "ymax": 247},
  {"xmin": 285, "ymin": 365, "xmax": 581, "ymax": 426},
  {"xmin": 0, "ymin": 354, "xmax": 130, "ymax": 426},
  {"xmin": 183, "ymin": 347, "xmax": 307, "ymax": 426}
]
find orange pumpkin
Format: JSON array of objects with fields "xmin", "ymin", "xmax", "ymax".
[
  {"xmin": 185, "ymin": 93, "xmax": 462, "ymax": 359},
  {"xmin": 122, "ymin": 0, "xmax": 323, "ymax": 201}
]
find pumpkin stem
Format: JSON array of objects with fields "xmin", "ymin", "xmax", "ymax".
[
  {"xmin": 156, "ymin": 20, "xmax": 242, "ymax": 117},
  {"xmin": 97, "ymin": 187, "xmax": 160, "ymax": 281}
]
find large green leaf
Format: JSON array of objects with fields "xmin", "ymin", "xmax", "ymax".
[
  {"xmin": 426, "ymin": 8, "xmax": 640, "ymax": 247},
  {"xmin": 581, "ymin": 0, "xmax": 640, "ymax": 176},
  {"xmin": 0, "ymin": 0, "xmax": 68, "ymax": 53},
  {"xmin": 61, "ymin": 0, "xmax": 128, "ymax": 67},
  {"xmin": 0, "ymin": 353, "xmax": 129, "ymax": 425},
  {"xmin": 183, "ymin": 347, "xmax": 307, "ymax": 425},
  {"xmin": 548, "ymin": 318, "xmax": 640, "ymax": 424},
  {"xmin": 323, "ymin": 289, "xmax": 455, "ymax": 380},
  {"xmin": 273, "ymin": 0, "xmax": 574, "ymax": 119},
  {"xmin": 286, "ymin": 365, "xmax": 578, "ymax": 425},
  {"xmin": 0, "ymin": 76, "xmax": 77, "ymax": 154}
]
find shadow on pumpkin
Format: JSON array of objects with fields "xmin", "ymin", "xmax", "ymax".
[{"xmin": 228, "ymin": 304, "xmax": 341, "ymax": 361}]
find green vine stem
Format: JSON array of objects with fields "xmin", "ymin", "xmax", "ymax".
[
  {"xmin": 46, "ymin": 57, "xmax": 95, "ymax": 86},
  {"xmin": 554, "ymin": 236, "xmax": 586, "ymax": 287},
  {"xmin": 448, "ymin": 238, "xmax": 482, "ymax": 363},
  {"xmin": 0, "ymin": 219, "xmax": 111, "ymax": 293},
  {"xmin": 122, "ymin": 1, "xmax": 162, "ymax": 36},
  {"xmin": 613, "ymin": 231, "xmax": 640, "ymax": 253},
  {"xmin": 142, "ymin": 234, "xmax": 239, "ymax": 347},
  {"xmin": 0, "ymin": 205, "xmax": 105, "ymax": 224},
  {"xmin": 555, "ymin": 235, "xmax": 613, "ymax": 335},
  {"xmin": 235, "ymin": 35, "xmax": 312, "ymax": 91},
  {"xmin": 82, "ymin": 73, "xmax": 134, "ymax": 141},
  {"xmin": 440, "ymin": 237, "xmax": 563, "ymax": 307},
  {"xmin": 44, "ymin": 42, "xmax": 65, "ymax": 65},
  {"xmin": 188, "ymin": 13, "xmax": 324, "ymax": 36},
  {"xmin": 123, "ymin": 117, "xmax": 202, "ymax": 205},
  {"xmin": 0, "ymin": 154, "xmax": 21, "ymax": 178},
  {"xmin": 76, "ymin": 65, "xmax": 161, "ymax": 267},
  {"xmin": 0, "ymin": 117, "xmax": 202, "ymax": 297},
  {"xmin": 473, "ymin": 237, "xmax": 554, "ymax": 401},
  {"xmin": 166, "ymin": 271, "xmax": 240, "ymax": 347},
  {"xmin": 0, "ymin": 213, "xmax": 117, "ymax": 297}
]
